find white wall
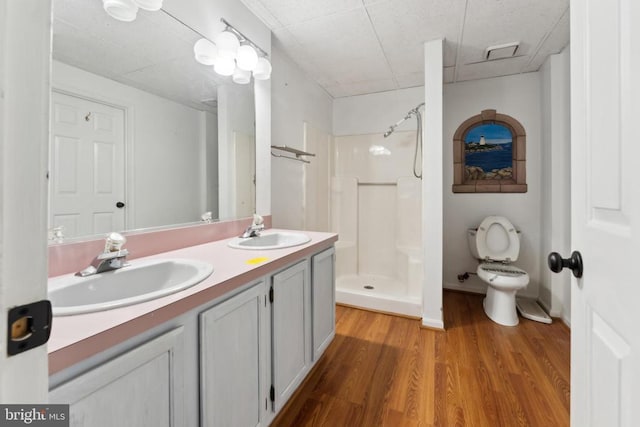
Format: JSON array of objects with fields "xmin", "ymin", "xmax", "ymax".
[
  {"xmin": 333, "ymin": 87, "xmax": 424, "ymax": 136},
  {"xmin": 52, "ymin": 61, "xmax": 215, "ymax": 230},
  {"xmin": 218, "ymin": 82, "xmax": 254, "ymax": 220},
  {"xmin": 271, "ymin": 45, "xmax": 333, "ymax": 229},
  {"xmin": 540, "ymin": 47, "xmax": 571, "ymax": 323},
  {"xmin": 443, "ymin": 72, "xmax": 542, "ymax": 299}
]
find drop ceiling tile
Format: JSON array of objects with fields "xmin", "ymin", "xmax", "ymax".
[
  {"xmin": 272, "ymin": 27, "xmax": 337, "ymax": 88},
  {"xmin": 283, "ymin": 8, "xmax": 394, "ymax": 84},
  {"xmin": 250, "ymin": 0, "xmax": 363, "ymax": 27},
  {"xmin": 458, "ymin": 0, "xmax": 569, "ymax": 66},
  {"xmin": 365, "ymin": 0, "xmax": 466, "ymax": 69},
  {"xmin": 239, "ymin": 0, "xmax": 285, "ymax": 29}
]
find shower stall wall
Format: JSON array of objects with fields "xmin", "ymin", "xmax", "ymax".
[{"xmin": 332, "ymin": 131, "xmax": 423, "ymax": 317}]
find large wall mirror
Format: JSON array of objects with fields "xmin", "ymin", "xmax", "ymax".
[{"xmin": 50, "ymin": 0, "xmax": 256, "ymax": 240}]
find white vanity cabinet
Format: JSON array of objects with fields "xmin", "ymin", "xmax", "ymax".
[
  {"xmin": 49, "ymin": 327, "xmax": 186, "ymax": 427},
  {"xmin": 311, "ymin": 247, "xmax": 336, "ymax": 361},
  {"xmin": 199, "ymin": 280, "xmax": 268, "ymax": 427},
  {"xmin": 200, "ymin": 253, "xmax": 335, "ymax": 425},
  {"xmin": 270, "ymin": 260, "xmax": 311, "ymax": 413},
  {"xmin": 49, "ymin": 243, "xmax": 336, "ymax": 427}
]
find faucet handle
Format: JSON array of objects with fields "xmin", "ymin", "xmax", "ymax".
[
  {"xmin": 104, "ymin": 232, "xmax": 126, "ymax": 252},
  {"xmin": 48, "ymin": 226, "xmax": 65, "ymax": 242}
]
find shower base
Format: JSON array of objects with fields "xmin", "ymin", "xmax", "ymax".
[{"xmin": 336, "ymin": 274, "xmax": 422, "ymax": 318}]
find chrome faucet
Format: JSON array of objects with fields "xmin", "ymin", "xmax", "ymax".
[
  {"xmin": 76, "ymin": 232, "xmax": 129, "ymax": 277},
  {"xmin": 240, "ymin": 214, "xmax": 265, "ymax": 238}
]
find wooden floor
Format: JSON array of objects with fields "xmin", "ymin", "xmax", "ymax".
[{"xmin": 272, "ymin": 291, "xmax": 570, "ymax": 427}]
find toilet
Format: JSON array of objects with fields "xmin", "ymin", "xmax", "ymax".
[{"xmin": 467, "ymin": 216, "xmax": 529, "ymax": 326}]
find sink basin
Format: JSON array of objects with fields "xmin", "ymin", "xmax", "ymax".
[
  {"xmin": 227, "ymin": 231, "xmax": 311, "ymax": 250},
  {"xmin": 48, "ymin": 258, "xmax": 213, "ymax": 316}
]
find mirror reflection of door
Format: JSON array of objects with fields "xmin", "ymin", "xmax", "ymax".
[
  {"xmin": 49, "ymin": 91, "xmax": 125, "ymax": 238},
  {"xmin": 234, "ymin": 131, "xmax": 256, "ymax": 218}
]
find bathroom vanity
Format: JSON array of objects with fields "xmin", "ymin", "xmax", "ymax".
[{"xmin": 47, "ymin": 229, "xmax": 337, "ymax": 427}]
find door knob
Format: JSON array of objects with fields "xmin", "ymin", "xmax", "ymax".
[
  {"xmin": 548, "ymin": 251, "xmax": 583, "ymax": 278},
  {"xmin": 116, "ymin": 201, "xmax": 125, "ymax": 208}
]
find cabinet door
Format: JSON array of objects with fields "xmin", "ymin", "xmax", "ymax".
[
  {"xmin": 49, "ymin": 327, "xmax": 185, "ymax": 427},
  {"xmin": 200, "ymin": 282, "xmax": 266, "ymax": 427},
  {"xmin": 312, "ymin": 247, "xmax": 335, "ymax": 360},
  {"xmin": 271, "ymin": 261, "xmax": 310, "ymax": 412}
]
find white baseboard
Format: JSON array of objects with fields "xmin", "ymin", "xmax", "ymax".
[
  {"xmin": 421, "ymin": 317, "xmax": 444, "ymax": 330},
  {"xmin": 443, "ymin": 281, "xmax": 486, "ymax": 294}
]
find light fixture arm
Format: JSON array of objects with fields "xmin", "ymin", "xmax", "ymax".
[{"xmin": 220, "ymin": 18, "xmax": 268, "ymax": 58}]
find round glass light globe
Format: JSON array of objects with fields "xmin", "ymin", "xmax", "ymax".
[
  {"xmin": 132, "ymin": 0, "xmax": 162, "ymax": 11},
  {"xmin": 214, "ymin": 57, "xmax": 236, "ymax": 76},
  {"xmin": 252, "ymin": 57, "xmax": 272, "ymax": 80},
  {"xmin": 236, "ymin": 45, "xmax": 259, "ymax": 71},
  {"xmin": 103, "ymin": 0, "xmax": 138, "ymax": 22},
  {"xmin": 215, "ymin": 31, "xmax": 240, "ymax": 59},
  {"xmin": 232, "ymin": 68, "xmax": 251, "ymax": 84},
  {"xmin": 193, "ymin": 39, "xmax": 218, "ymax": 65}
]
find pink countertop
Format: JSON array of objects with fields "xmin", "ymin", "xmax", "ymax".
[{"xmin": 48, "ymin": 229, "xmax": 338, "ymax": 374}]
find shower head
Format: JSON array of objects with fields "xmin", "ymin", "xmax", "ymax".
[{"xmin": 383, "ymin": 102, "xmax": 426, "ymax": 138}]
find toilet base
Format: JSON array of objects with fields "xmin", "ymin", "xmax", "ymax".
[{"xmin": 483, "ymin": 286, "xmax": 519, "ymax": 326}]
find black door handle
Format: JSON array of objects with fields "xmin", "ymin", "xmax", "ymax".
[
  {"xmin": 116, "ymin": 201, "xmax": 125, "ymax": 208},
  {"xmin": 548, "ymin": 251, "xmax": 583, "ymax": 278}
]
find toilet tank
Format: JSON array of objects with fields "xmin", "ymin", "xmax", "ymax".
[{"xmin": 467, "ymin": 229, "xmax": 481, "ymax": 259}]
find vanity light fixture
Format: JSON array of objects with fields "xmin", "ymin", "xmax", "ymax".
[
  {"xmin": 103, "ymin": 0, "xmax": 138, "ymax": 22},
  {"xmin": 217, "ymin": 18, "xmax": 271, "ymax": 80},
  {"xmin": 191, "ymin": 18, "xmax": 272, "ymax": 82}
]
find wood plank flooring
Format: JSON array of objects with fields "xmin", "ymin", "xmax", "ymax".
[{"xmin": 272, "ymin": 291, "xmax": 570, "ymax": 427}]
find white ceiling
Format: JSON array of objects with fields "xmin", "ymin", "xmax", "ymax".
[{"xmin": 240, "ymin": 0, "xmax": 570, "ymax": 98}]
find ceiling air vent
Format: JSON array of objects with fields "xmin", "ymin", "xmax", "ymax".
[{"xmin": 485, "ymin": 42, "xmax": 520, "ymax": 61}]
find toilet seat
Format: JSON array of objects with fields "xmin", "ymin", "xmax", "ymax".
[
  {"xmin": 475, "ymin": 216, "xmax": 520, "ymax": 262},
  {"xmin": 477, "ymin": 262, "xmax": 529, "ymax": 290}
]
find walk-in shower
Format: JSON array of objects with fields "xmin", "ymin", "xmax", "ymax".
[{"xmin": 332, "ymin": 103, "xmax": 424, "ymax": 317}]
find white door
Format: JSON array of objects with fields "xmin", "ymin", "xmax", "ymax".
[
  {"xmin": 569, "ymin": 0, "xmax": 640, "ymax": 425},
  {"xmin": 50, "ymin": 91, "xmax": 125, "ymax": 238},
  {"xmin": 0, "ymin": 0, "xmax": 51, "ymax": 403}
]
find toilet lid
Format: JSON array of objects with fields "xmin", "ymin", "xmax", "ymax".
[{"xmin": 475, "ymin": 216, "xmax": 520, "ymax": 262}]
